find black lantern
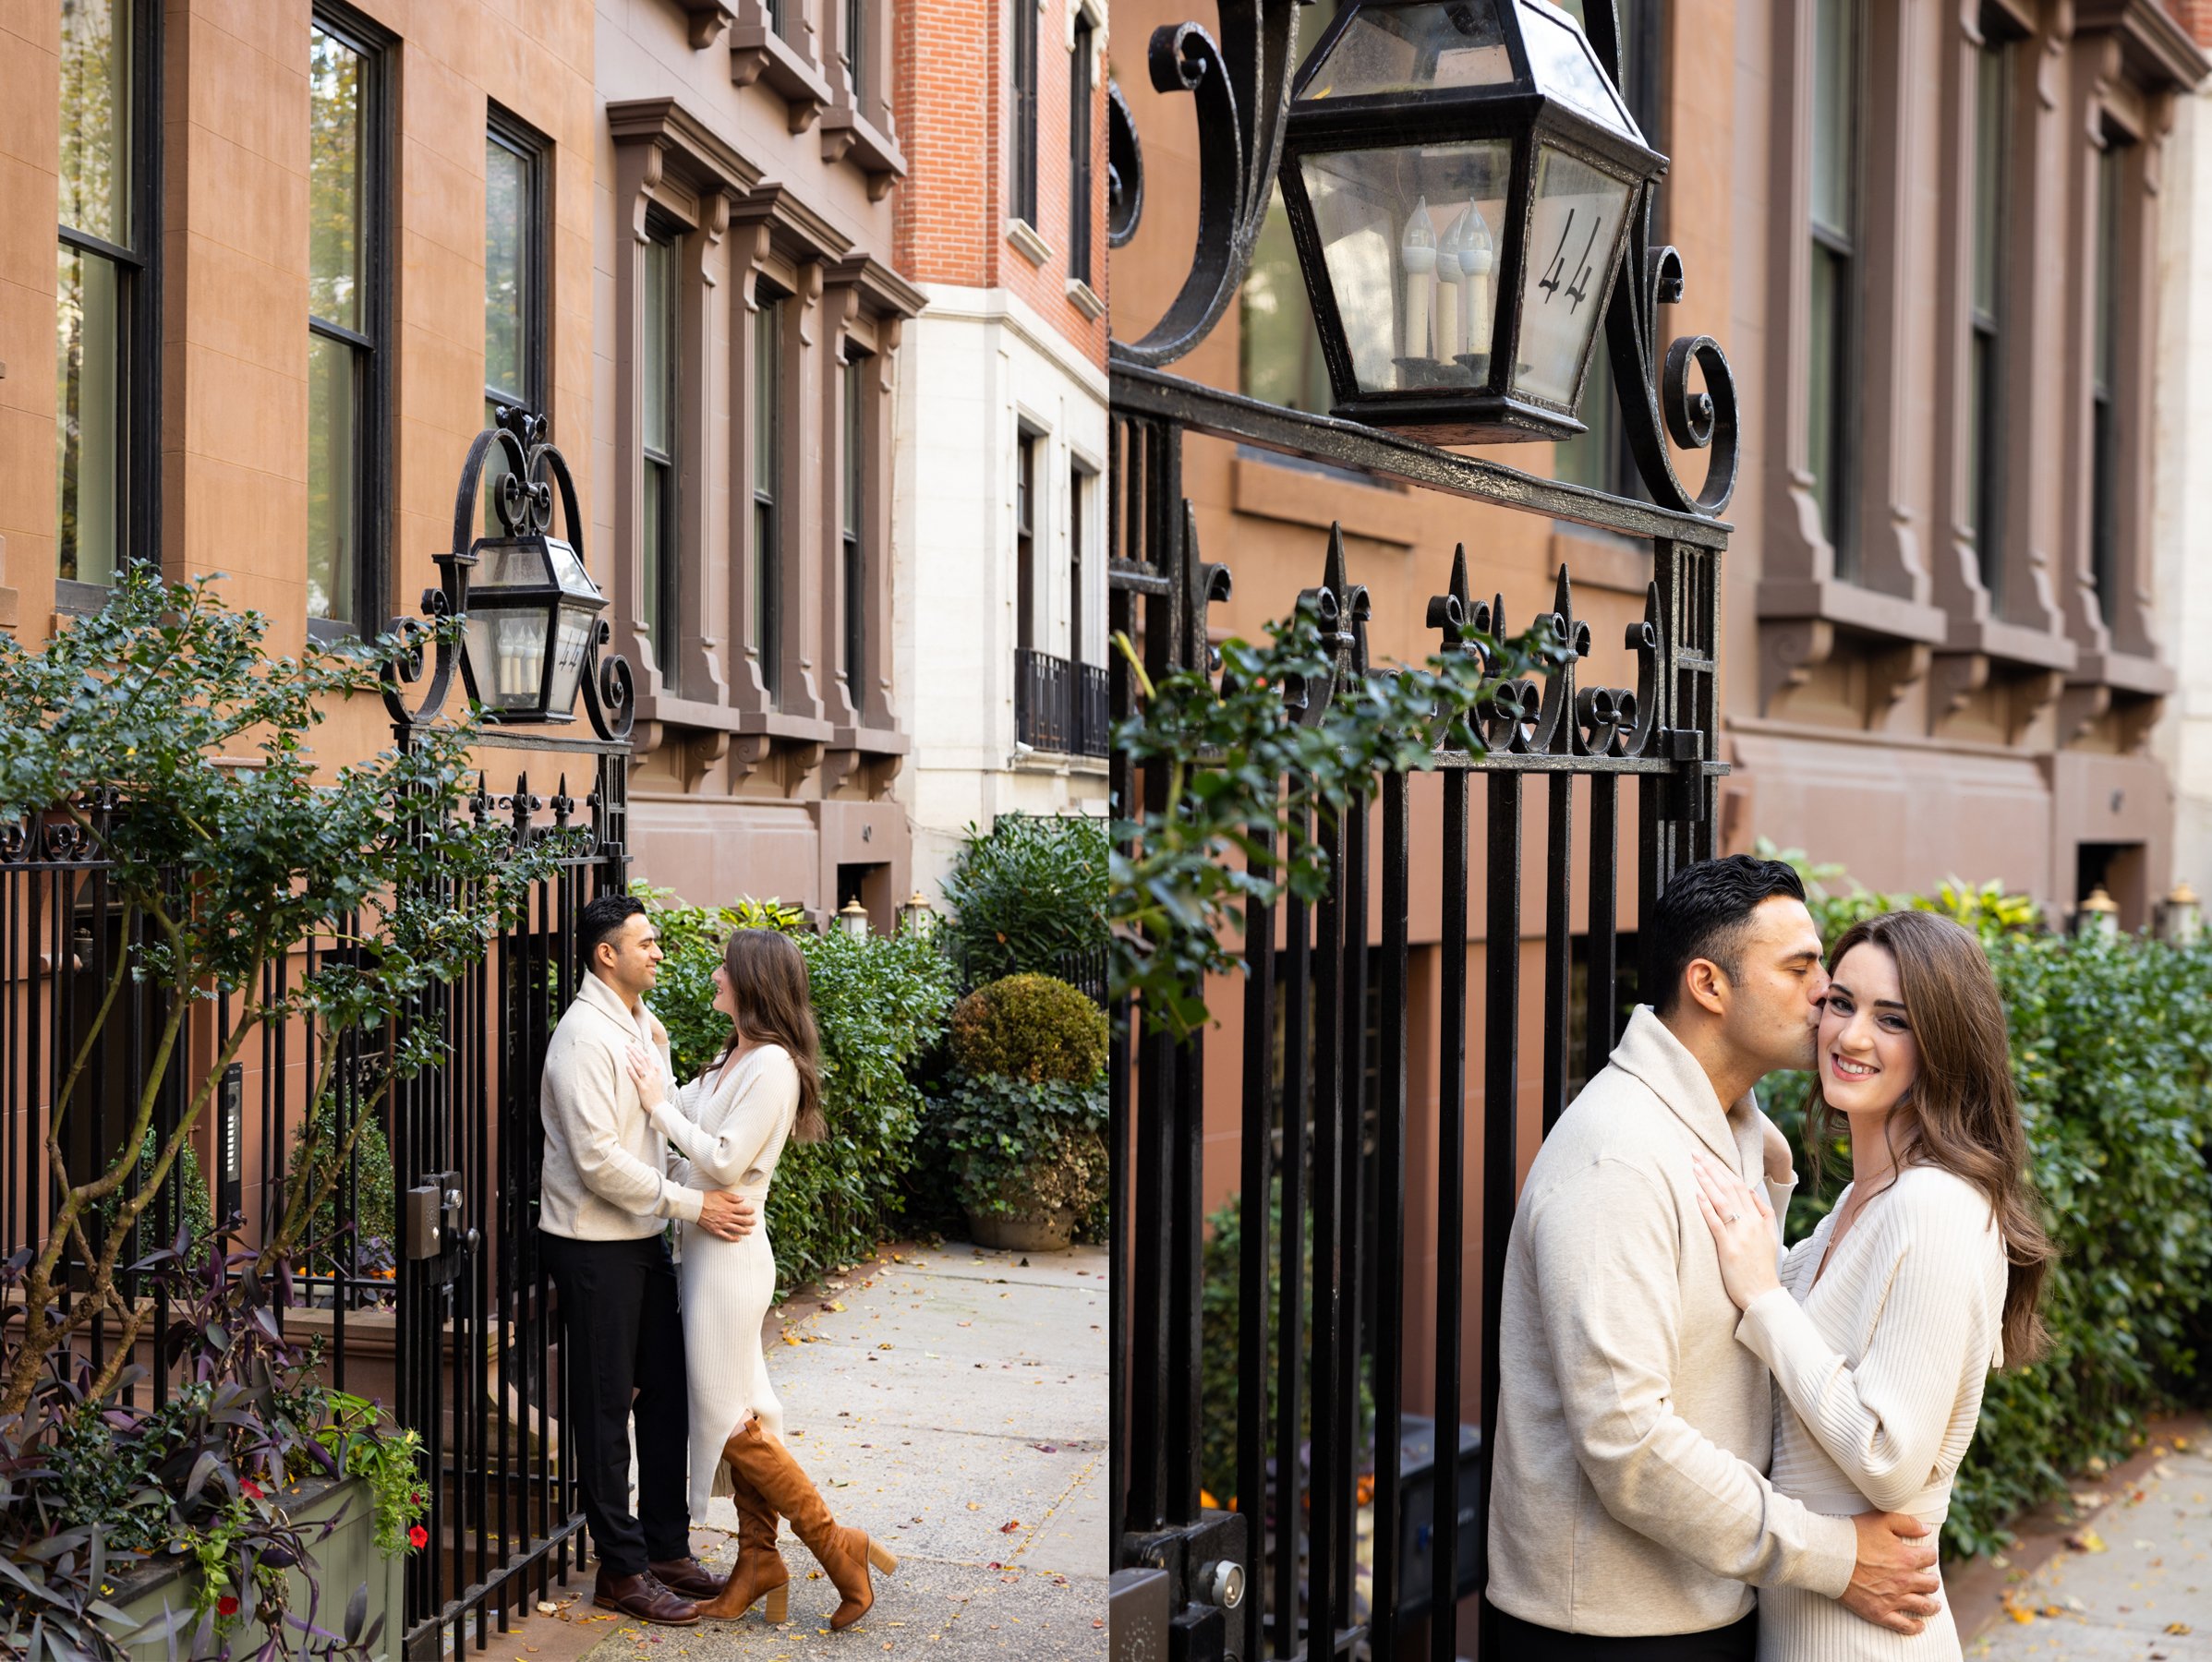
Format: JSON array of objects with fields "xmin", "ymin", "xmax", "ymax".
[
  {"xmin": 1277, "ymin": 0, "xmax": 1662, "ymax": 443},
  {"xmin": 457, "ymin": 532, "xmax": 607, "ymax": 722}
]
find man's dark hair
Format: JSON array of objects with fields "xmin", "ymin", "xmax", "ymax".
[
  {"xmin": 577, "ymin": 893, "xmax": 648, "ymax": 974},
  {"xmin": 1649, "ymin": 856, "xmax": 1808, "ymax": 1016}
]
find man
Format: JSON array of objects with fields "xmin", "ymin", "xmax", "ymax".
[
  {"xmin": 539, "ymin": 893, "xmax": 757, "ymax": 1627},
  {"xmin": 1485, "ymin": 855, "xmax": 1943, "ymax": 1659}
]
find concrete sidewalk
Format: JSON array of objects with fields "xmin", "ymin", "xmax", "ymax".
[
  {"xmin": 517, "ymin": 1241, "xmax": 1109, "ymax": 1660},
  {"xmin": 1966, "ymin": 1422, "xmax": 2212, "ymax": 1659}
]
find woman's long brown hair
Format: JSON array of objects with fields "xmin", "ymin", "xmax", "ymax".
[
  {"xmin": 1806, "ymin": 910, "xmax": 2052, "ymax": 1366},
  {"xmin": 717, "ymin": 929, "xmax": 826, "ymax": 1143}
]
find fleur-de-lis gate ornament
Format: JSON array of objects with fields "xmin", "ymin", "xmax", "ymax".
[{"xmin": 1106, "ymin": 5, "xmax": 1741, "ymax": 1659}]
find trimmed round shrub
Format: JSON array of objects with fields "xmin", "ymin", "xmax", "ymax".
[{"xmin": 949, "ymin": 973, "xmax": 1107, "ymax": 1083}]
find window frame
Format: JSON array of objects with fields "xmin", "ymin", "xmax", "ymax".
[
  {"xmin": 483, "ymin": 104, "xmax": 549, "ymax": 423},
  {"xmin": 840, "ymin": 347, "xmax": 869, "ymax": 717},
  {"xmin": 1964, "ymin": 32, "xmax": 2010, "ymax": 604},
  {"xmin": 1015, "ymin": 428, "xmax": 1039, "ymax": 654},
  {"xmin": 54, "ymin": 0, "xmax": 163, "ymax": 612},
  {"xmin": 1805, "ymin": 0, "xmax": 1862, "ymax": 574},
  {"xmin": 2088, "ymin": 136, "xmax": 2125, "ymax": 625},
  {"xmin": 1010, "ymin": 0, "xmax": 1040, "ymax": 228},
  {"xmin": 639, "ymin": 220, "xmax": 682, "ymax": 688},
  {"xmin": 305, "ymin": 1, "xmax": 394, "ymax": 642},
  {"xmin": 1069, "ymin": 16, "xmax": 1094, "ymax": 283},
  {"xmin": 752, "ymin": 279, "xmax": 790, "ymax": 709}
]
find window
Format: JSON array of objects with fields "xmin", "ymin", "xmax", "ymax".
[
  {"xmin": 641, "ymin": 230, "xmax": 679, "ymax": 683},
  {"xmin": 2090, "ymin": 140, "xmax": 2125, "ymax": 620},
  {"xmin": 308, "ymin": 11, "xmax": 388, "ymax": 632},
  {"xmin": 1068, "ymin": 464, "xmax": 1086, "ymax": 662},
  {"xmin": 56, "ymin": 0, "xmax": 156, "ymax": 596},
  {"xmin": 753, "ymin": 287, "xmax": 787, "ymax": 705},
  {"xmin": 1966, "ymin": 39, "xmax": 2009, "ymax": 602},
  {"xmin": 1010, "ymin": 0, "xmax": 1039, "ymax": 226},
  {"xmin": 1807, "ymin": 0, "xmax": 1859, "ymax": 568},
  {"xmin": 484, "ymin": 110, "xmax": 546, "ymax": 532},
  {"xmin": 1015, "ymin": 432, "xmax": 1038, "ymax": 652},
  {"xmin": 1070, "ymin": 18, "xmax": 1094, "ymax": 283},
  {"xmin": 845, "ymin": 0, "xmax": 867, "ymax": 108},
  {"xmin": 842, "ymin": 353, "xmax": 867, "ymax": 713}
]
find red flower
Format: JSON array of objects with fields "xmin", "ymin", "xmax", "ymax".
[
  {"xmin": 216, "ymin": 1596, "xmax": 239, "ymax": 1618},
  {"xmin": 410, "ymin": 1492, "xmax": 425, "ymax": 1507},
  {"xmin": 240, "ymin": 1479, "xmax": 265, "ymax": 1499},
  {"xmin": 407, "ymin": 1525, "xmax": 429, "ymax": 1550}
]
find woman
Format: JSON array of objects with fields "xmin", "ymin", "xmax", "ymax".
[
  {"xmin": 623, "ymin": 928, "xmax": 898, "ymax": 1632},
  {"xmin": 1691, "ymin": 910, "xmax": 2050, "ymax": 1660}
]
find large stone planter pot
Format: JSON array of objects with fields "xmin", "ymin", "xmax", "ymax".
[
  {"xmin": 966, "ymin": 1204, "xmax": 1076, "ymax": 1251},
  {"xmin": 104, "ymin": 1475, "xmax": 404, "ymax": 1662}
]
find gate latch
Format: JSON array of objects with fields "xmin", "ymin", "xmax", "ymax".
[{"xmin": 405, "ymin": 1171, "xmax": 465, "ymax": 1263}]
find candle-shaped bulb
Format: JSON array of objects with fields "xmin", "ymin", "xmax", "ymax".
[
  {"xmin": 1401, "ymin": 196, "xmax": 1437, "ymax": 366},
  {"xmin": 1459, "ymin": 199, "xmax": 1494, "ymax": 356},
  {"xmin": 1436, "ymin": 207, "xmax": 1468, "ymax": 363}
]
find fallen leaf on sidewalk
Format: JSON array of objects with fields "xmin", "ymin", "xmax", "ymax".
[
  {"xmin": 1033, "ymin": 1444, "xmax": 1058, "ymax": 1453},
  {"xmin": 2069, "ymin": 1530, "xmax": 2109, "ymax": 1553},
  {"xmin": 1000, "ymin": 1520, "xmax": 1021, "ymax": 1533},
  {"xmin": 968, "ymin": 1502, "xmax": 981, "ymax": 1511},
  {"xmin": 827, "ymin": 1301, "xmax": 845, "ymax": 1312},
  {"xmin": 878, "ymin": 1343, "xmax": 894, "ymax": 1351},
  {"xmin": 2170, "ymin": 1622, "xmax": 2194, "ymax": 1635}
]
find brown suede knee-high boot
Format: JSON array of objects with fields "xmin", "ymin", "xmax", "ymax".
[
  {"xmin": 718, "ymin": 1416, "xmax": 897, "ymax": 1631},
  {"xmin": 694, "ymin": 1461, "xmax": 789, "ymax": 1622}
]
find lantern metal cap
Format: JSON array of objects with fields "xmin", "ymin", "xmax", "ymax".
[{"xmin": 2079, "ymin": 885, "xmax": 2121, "ymax": 915}]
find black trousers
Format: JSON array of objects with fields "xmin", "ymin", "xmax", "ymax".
[
  {"xmin": 1490, "ymin": 1604, "xmax": 1759, "ymax": 1662},
  {"xmin": 540, "ymin": 1231, "xmax": 693, "ymax": 1576}
]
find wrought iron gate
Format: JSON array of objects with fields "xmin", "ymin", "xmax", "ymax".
[{"xmin": 1104, "ymin": 5, "xmax": 1744, "ymax": 1657}]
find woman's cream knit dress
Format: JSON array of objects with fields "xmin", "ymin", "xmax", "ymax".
[
  {"xmin": 1740, "ymin": 1163, "xmax": 2008, "ymax": 1662},
  {"xmin": 650, "ymin": 1043, "xmax": 801, "ymax": 1522}
]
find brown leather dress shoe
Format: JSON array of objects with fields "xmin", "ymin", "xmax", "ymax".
[
  {"xmin": 647, "ymin": 1558, "xmax": 727, "ymax": 1601},
  {"xmin": 593, "ymin": 1570, "xmax": 701, "ymax": 1626}
]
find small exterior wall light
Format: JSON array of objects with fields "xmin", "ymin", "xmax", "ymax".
[
  {"xmin": 1276, "ymin": 0, "xmax": 1662, "ymax": 443},
  {"xmin": 2074, "ymin": 884, "xmax": 2121, "ymax": 940},
  {"xmin": 838, "ymin": 897, "xmax": 872, "ymax": 939},
  {"xmin": 899, "ymin": 889, "xmax": 937, "ymax": 937},
  {"xmin": 2158, "ymin": 881, "xmax": 2202, "ymax": 948}
]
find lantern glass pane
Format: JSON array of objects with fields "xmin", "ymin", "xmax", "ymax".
[
  {"xmin": 545, "ymin": 536, "xmax": 598, "ymax": 602},
  {"xmin": 545, "ymin": 599, "xmax": 597, "ymax": 717},
  {"xmin": 1299, "ymin": 0, "xmax": 1512, "ymax": 99},
  {"xmin": 465, "ymin": 609, "xmax": 550, "ymax": 711},
  {"xmin": 477, "ymin": 538, "xmax": 554, "ymax": 590},
  {"xmin": 1514, "ymin": 0, "xmax": 1641, "ymax": 141},
  {"xmin": 1299, "ymin": 138, "xmax": 1510, "ymax": 395},
  {"xmin": 1512, "ymin": 143, "xmax": 1632, "ymax": 406}
]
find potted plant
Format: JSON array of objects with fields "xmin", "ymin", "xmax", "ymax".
[
  {"xmin": 943, "ymin": 974, "xmax": 1109, "ymax": 1250},
  {"xmin": 1, "ymin": 1236, "xmax": 429, "ymax": 1662}
]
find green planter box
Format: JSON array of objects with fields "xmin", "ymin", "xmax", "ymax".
[{"xmin": 104, "ymin": 1476, "xmax": 404, "ymax": 1662}]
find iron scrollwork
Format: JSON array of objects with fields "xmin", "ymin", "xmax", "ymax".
[
  {"xmin": 381, "ymin": 405, "xmax": 636, "ymax": 741},
  {"xmin": 1108, "ymin": 0, "xmax": 1740, "ymax": 516}
]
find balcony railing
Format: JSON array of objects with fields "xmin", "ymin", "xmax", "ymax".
[{"xmin": 1014, "ymin": 647, "xmax": 1109, "ymax": 758}]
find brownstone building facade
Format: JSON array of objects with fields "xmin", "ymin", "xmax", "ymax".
[{"xmin": 593, "ymin": 0, "xmax": 925, "ymax": 921}]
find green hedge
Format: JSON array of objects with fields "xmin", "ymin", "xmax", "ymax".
[
  {"xmin": 941, "ymin": 814, "xmax": 1108, "ymax": 986},
  {"xmin": 1755, "ymin": 853, "xmax": 2212, "ymax": 1558},
  {"xmin": 636, "ymin": 887, "xmax": 957, "ymax": 1298}
]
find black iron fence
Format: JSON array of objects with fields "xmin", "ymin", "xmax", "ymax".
[
  {"xmin": 0, "ymin": 761, "xmax": 627, "ymax": 1661},
  {"xmin": 1107, "ymin": 367, "xmax": 1729, "ymax": 1660},
  {"xmin": 1014, "ymin": 647, "xmax": 1111, "ymax": 758}
]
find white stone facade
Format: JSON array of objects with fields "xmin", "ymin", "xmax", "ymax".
[
  {"xmin": 2152, "ymin": 87, "xmax": 2212, "ymax": 908},
  {"xmin": 890, "ymin": 283, "xmax": 1112, "ymax": 896}
]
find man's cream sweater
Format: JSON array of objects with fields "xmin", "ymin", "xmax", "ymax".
[
  {"xmin": 1486, "ymin": 1006, "xmax": 1859, "ymax": 1635},
  {"xmin": 538, "ymin": 971, "xmax": 704, "ymax": 1239}
]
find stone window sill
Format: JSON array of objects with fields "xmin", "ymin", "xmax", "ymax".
[
  {"xmin": 730, "ymin": 23, "xmax": 832, "ymax": 130},
  {"xmin": 1007, "ymin": 219, "xmax": 1052, "ymax": 269},
  {"xmin": 822, "ymin": 104, "xmax": 905, "ymax": 200},
  {"xmin": 1756, "ymin": 577, "xmax": 1948, "ymax": 644},
  {"xmin": 1942, "ymin": 612, "xmax": 2080, "ymax": 676},
  {"xmin": 633, "ymin": 689, "xmax": 837, "ymax": 746},
  {"xmin": 2072, "ymin": 647, "xmax": 2173, "ymax": 699},
  {"xmin": 1065, "ymin": 277, "xmax": 1106, "ymax": 320},
  {"xmin": 831, "ymin": 721, "xmax": 908, "ymax": 755}
]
